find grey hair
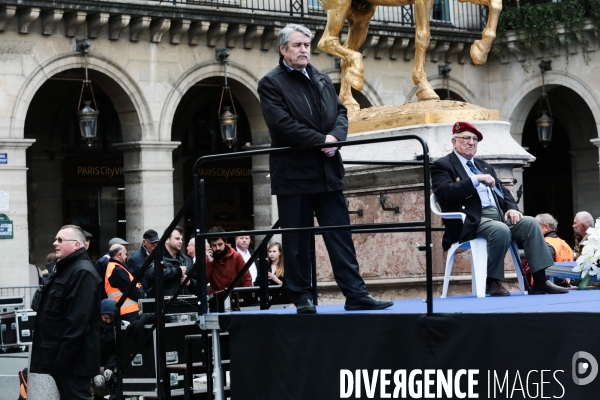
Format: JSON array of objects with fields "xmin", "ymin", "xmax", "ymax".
[
  {"xmin": 278, "ymin": 24, "xmax": 312, "ymax": 50},
  {"xmin": 60, "ymin": 225, "xmax": 86, "ymax": 246},
  {"xmin": 576, "ymin": 211, "xmax": 594, "ymax": 228},
  {"xmin": 535, "ymin": 213, "xmax": 558, "ymax": 231}
]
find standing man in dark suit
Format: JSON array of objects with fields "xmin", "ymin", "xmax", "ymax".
[
  {"xmin": 257, "ymin": 23, "xmax": 393, "ymax": 313},
  {"xmin": 431, "ymin": 121, "xmax": 567, "ymax": 296}
]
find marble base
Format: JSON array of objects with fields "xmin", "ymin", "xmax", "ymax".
[{"xmin": 347, "ymin": 101, "xmax": 500, "ymax": 134}]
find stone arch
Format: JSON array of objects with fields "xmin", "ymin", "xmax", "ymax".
[
  {"xmin": 406, "ymin": 76, "xmax": 475, "ymax": 104},
  {"xmin": 10, "ymin": 53, "xmax": 152, "ymax": 142},
  {"xmin": 502, "ymin": 70, "xmax": 600, "ymax": 146},
  {"xmin": 504, "ymin": 71, "xmax": 600, "ymax": 229},
  {"xmin": 320, "ymin": 69, "xmax": 383, "ymax": 108},
  {"xmin": 160, "ymin": 61, "xmax": 267, "ymax": 144}
]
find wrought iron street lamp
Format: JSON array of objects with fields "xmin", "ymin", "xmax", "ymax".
[
  {"xmin": 536, "ymin": 60, "xmax": 553, "ymax": 148},
  {"xmin": 216, "ymin": 49, "xmax": 238, "ymax": 149},
  {"xmin": 76, "ymin": 39, "xmax": 99, "ymax": 147}
]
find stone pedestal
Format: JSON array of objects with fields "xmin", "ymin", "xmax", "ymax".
[
  {"xmin": 0, "ymin": 139, "xmax": 35, "ymax": 287},
  {"xmin": 115, "ymin": 141, "xmax": 180, "ymax": 244},
  {"xmin": 314, "ymin": 120, "xmax": 534, "ymax": 301},
  {"xmin": 28, "ymin": 373, "xmax": 60, "ymax": 400}
]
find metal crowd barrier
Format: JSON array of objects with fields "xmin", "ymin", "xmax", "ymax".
[{"xmin": 0, "ymin": 286, "xmax": 37, "ymax": 310}]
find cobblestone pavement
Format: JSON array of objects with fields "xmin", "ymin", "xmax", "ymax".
[{"xmin": 0, "ymin": 350, "xmax": 28, "ymax": 400}]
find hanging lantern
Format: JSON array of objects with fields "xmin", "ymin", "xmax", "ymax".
[
  {"xmin": 216, "ymin": 48, "xmax": 238, "ymax": 149},
  {"xmin": 219, "ymin": 105, "xmax": 238, "ymax": 148},
  {"xmin": 78, "ymin": 101, "xmax": 99, "ymax": 147},
  {"xmin": 76, "ymin": 39, "xmax": 99, "ymax": 147},
  {"xmin": 536, "ymin": 110, "xmax": 553, "ymax": 148},
  {"xmin": 536, "ymin": 60, "xmax": 553, "ymax": 148}
]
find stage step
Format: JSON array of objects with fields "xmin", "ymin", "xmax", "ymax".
[
  {"xmin": 166, "ymin": 359, "xmax": 230, "ymax": 371},
  {"xmin": 143, "ymin": 385, "xmax": 231, "ymax": 399}
]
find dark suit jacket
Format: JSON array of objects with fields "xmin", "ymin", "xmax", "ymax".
[{"xmin": 431, "ymin": 152, "xmax": 519, "ymax": 250}]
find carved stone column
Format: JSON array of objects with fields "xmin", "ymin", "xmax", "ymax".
[
  {"xmin": 114, "ymin": 141, "xmax": 180, "ymax": 244},
  {"xmin": 0, "ymin": 139, "xmax": 35, "ymax": 286}
]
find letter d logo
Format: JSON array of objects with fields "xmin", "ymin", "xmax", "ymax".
[{"xmin": 572, "ymin": 351, "xmax": 598, "ymax": 385}]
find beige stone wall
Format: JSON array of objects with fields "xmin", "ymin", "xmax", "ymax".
[{"xmin": 0, "ymin": 1, "xmax": 599, "ymax": 290}]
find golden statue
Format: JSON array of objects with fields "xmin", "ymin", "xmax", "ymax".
[{"xmin": 317, "ymin": 0, "xmax": 502, "ymax": 111}]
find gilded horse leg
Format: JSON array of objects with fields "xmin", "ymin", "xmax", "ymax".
[
  {"xmin": 318, "ymin": 0, "xmax": 365, "ymax": 111},
  {"xmin": 412, "ymin": 0, "xmax": 439, "ymax": 101},
  {"xmin": 465, "ymin": 0, "xmax": 502, "ymax": 65},
  {"xmin": 338, "ymin": 2, "xmax": 377, "ymax": 111}
]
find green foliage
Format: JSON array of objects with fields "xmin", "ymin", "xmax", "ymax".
[{"xmin": 492, "ymin": 0, "xmax": 594, "ymax": 64}]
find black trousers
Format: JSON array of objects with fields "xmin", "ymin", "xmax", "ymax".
[
  {"xmin": 277, "ymin": 191, "xmax": 368, "ymax": 304},
  {"xmin": 51, "ymin": 373, "xmax": 92, "ymax": 400}
]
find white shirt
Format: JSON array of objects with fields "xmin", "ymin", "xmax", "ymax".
[
  {"xmin": 453, "ymin": 151, "xmax": 496, "ymax": 208},
  {"xmin": 236, "ymin": 247, "xmax": 257, "ymax": 284}
]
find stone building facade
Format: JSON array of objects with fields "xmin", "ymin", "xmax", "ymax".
[{"xmin": 0, "ymin": 0, "xmax": 598, "ymax": 289}]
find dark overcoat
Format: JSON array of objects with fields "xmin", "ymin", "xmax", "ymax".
[
  {"xmin": 31, "ymin": 248, "xmax": 102, "ymax": 376},
  {"xmin": 258, "ymin": 58, "xmax": 347, "ymax": 195}
]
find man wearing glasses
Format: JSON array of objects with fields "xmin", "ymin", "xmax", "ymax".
[
  {"xmin": 431, "ymin": 122, "xmax": 567, "ymax": 296},
  {"xmin": 31, "ymin": 225, "xmax": 103, "ymax": 399}
]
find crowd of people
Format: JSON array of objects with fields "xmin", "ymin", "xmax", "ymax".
[{"xmin": 29, "ymin": 223, "xmax": 285, "ymax": 399}]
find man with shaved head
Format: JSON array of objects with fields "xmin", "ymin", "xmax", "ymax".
[{"xmin": 31, "ymin": 225, "xmax": 102, "ymax": 399}]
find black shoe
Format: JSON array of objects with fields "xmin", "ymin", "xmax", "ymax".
[
  {"xmin": 296, "ymin": 299, "xmax": 316, "ymax": 314},
  {"xmin": 344, "ymin": 295, "xmax": 393, "ymax": 311},
  {"xmin": 485, "ymin": 280, "xmax": 510, "ymax": 297},
  {"xmin": 529, "ymin": 280, "xmax": 569, "ymax": 295}
]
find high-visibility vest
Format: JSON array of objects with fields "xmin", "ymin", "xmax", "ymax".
[
  {"xmin": 544, "ymin": 236, "xmax": 574, "ymax": 262},
  {"xmin": 105, "ymin": 261, "xmax": 141, "ymax": 315}
]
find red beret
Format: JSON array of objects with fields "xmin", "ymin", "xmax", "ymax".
[{"xmin": 452, "ymin": 121, "xmax": 483, "ymax": 141}]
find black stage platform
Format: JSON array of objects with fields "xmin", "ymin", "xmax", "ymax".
[{"xmin": 218, "ymin": 290, "xmax": 600, "ymax": 399}]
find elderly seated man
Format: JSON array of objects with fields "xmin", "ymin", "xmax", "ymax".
[{"xmin": 431, "ymin": 121, "xmax": 567, "ymax": 296}]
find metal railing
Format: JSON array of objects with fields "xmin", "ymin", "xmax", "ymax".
[
  {"xmin": 0, "ymin": 286, "xmax": 37, "ymax": 310},
  {"xmin": 144, "ymin": 0, "xmax": 487, "ymax": 32},
  {"xmin": 114, "ymin": 134, "xmax": 441, "ymax": 399}
]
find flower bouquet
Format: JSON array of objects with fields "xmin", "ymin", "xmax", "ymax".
[{"xmin": 573, "ymin": 218, "xmax": 600, "ymax": 289}]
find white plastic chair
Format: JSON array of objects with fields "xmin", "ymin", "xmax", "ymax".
[{"xmin": 430, "ymin": 194, "xmax": 526, "ymax": 298}]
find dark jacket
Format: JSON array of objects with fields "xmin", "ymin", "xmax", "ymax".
[
  {"xmin": 31, "ymin": 248, "xmax": 102, "ymax": 376},
  {"xmin": 431, "ymin": 152, "xmax": 518, "ymax": 251},
  {"xmin": 126, "ymin": 244, "xmax": 151, "ymax": 290},
  {"xmin": 94, "ymin": 254, "xmax": 110, "ymax": 299},
  {"xmin": 544, "ymin": 231, "xmax": 558, "ymax": 260},
  {"xmin": 145, "ymin": 246, "xmax": 194, "ymax": 297},
  {"xmin": 258, "ymin": 59, "xmax": 347, "ymax": 195},
  {"xmin": 100, "ymin": 320, "xmax": 117, "ymax": 371}
]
